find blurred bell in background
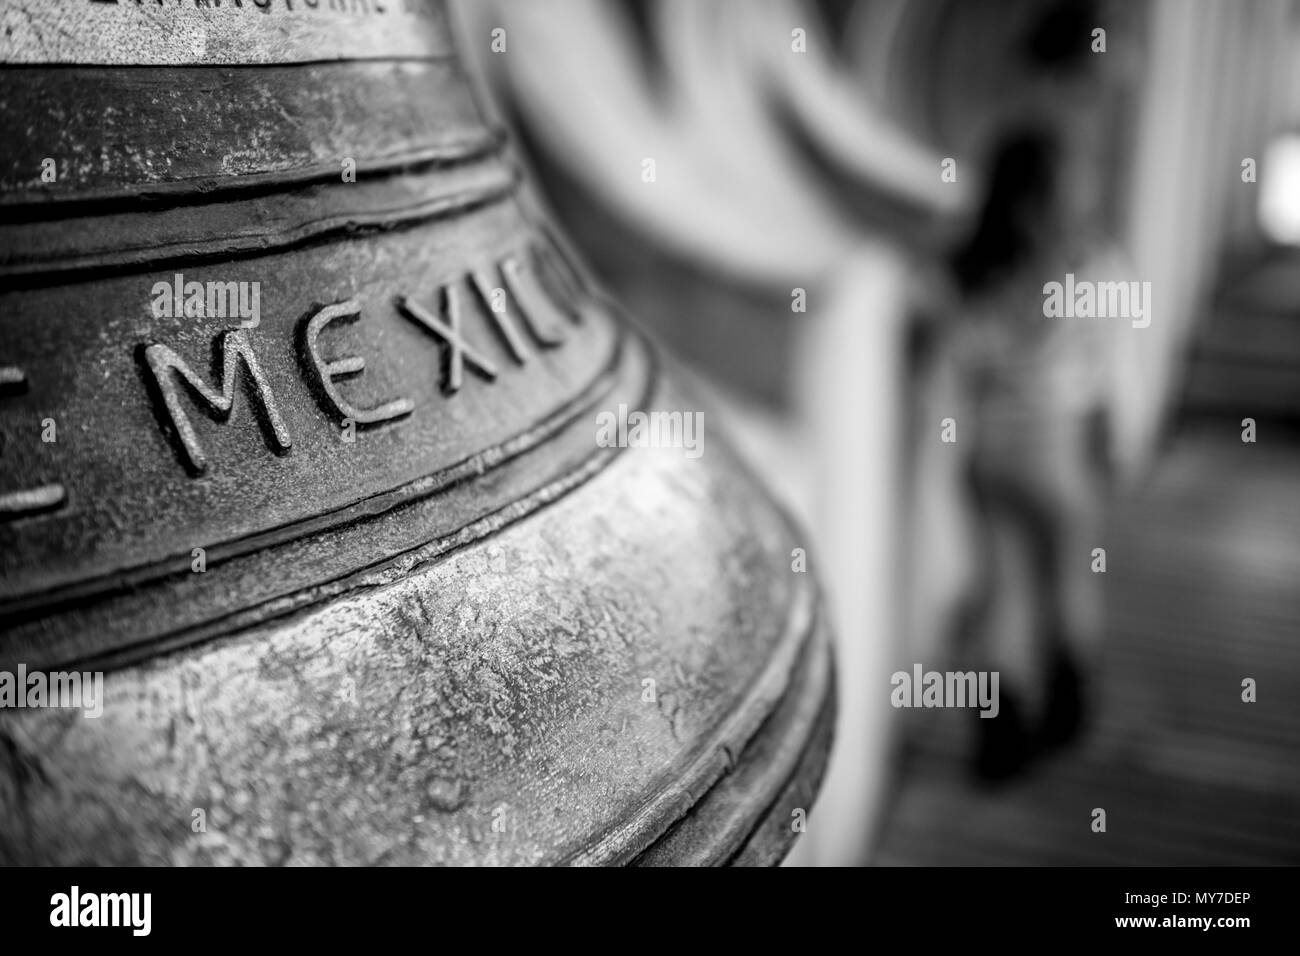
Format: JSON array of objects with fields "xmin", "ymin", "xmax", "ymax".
[{"xmin": 453, "ymin": 0, "xmax": 1300, "ymax": 865}]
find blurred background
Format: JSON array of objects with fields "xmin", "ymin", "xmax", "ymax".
[{"xmin": 452, "ymin": 0, "xmax": 1300, "ymax": 865}]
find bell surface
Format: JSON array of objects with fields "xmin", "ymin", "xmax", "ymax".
[{"xmin": 0, "ymin": 0, "xmax": 833, "ymax": 866}]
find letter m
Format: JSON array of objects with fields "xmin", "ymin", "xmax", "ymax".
[
  {"xmin": 144, "ymin": 330, "xmax": 291, "ymax": 474},
  {"xmin": 946, "ymin": 671, "xmax": 977, "ymax": 708},
  {"xmin": 206, "ymin": 281, "xmax": 239, "ymax": 320},
  {"xmin": 51, "ymin": 672, "xmax": 80, "ymax": 707},
  {"xmin": 1098, "ymin": 281, "xmax": 1130, "ymax": 318},
  {"xmin": 101, "ymin": 893, "xmax": 130, "ymax": 927}
]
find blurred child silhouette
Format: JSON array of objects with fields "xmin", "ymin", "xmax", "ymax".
[{"xmin": 946, "ymin": 125, "xmax": 1123, "ymax": 780}]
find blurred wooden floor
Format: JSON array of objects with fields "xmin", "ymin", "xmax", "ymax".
[{"xmin": 874, "ymin": 421, "xmax": 1300, "ymax": 865}]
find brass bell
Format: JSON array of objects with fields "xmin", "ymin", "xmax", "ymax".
[{"xmin": 0, "ymin": 0, "xmax": 832, "ymax": 865}]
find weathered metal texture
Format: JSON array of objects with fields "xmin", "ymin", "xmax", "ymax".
[
  {"xmin": 0, "ymin": 0, "xmax": 832, "ymax": 865},
  {"xmin": 0, "ymin": 1, "xmax": 455, "ymax": 65}
]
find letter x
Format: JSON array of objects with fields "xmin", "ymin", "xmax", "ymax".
[{"xmin": 397, "ymin": 285, "xmax": 499, "ymax": 393}]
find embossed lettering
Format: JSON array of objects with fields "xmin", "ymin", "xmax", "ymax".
[
  {"xmin": 468, "ymin": 260, "xmax": 565, "ymax": 364},
  {"xmin": 304, "ymin": 299, "xmax": 414, "ymax": 426},
  {"xmin": 125, "ymin": 241, "xmax": 589, "ymax": 474},
  {"xmin": 397, "ymin": 285, "xmax": 499, "ymax": 393},
  {"xmin": 469, "ymin": 269, "xmax": 528, "ymax": 364},
  {"xmin": 143, "ymin": 330, "xmax": 291, "ymax": 474}
]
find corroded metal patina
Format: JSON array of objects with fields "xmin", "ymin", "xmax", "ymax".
[{"xmin": 0, "ymin": 0, "xmax": 833, "ymax": 865}]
